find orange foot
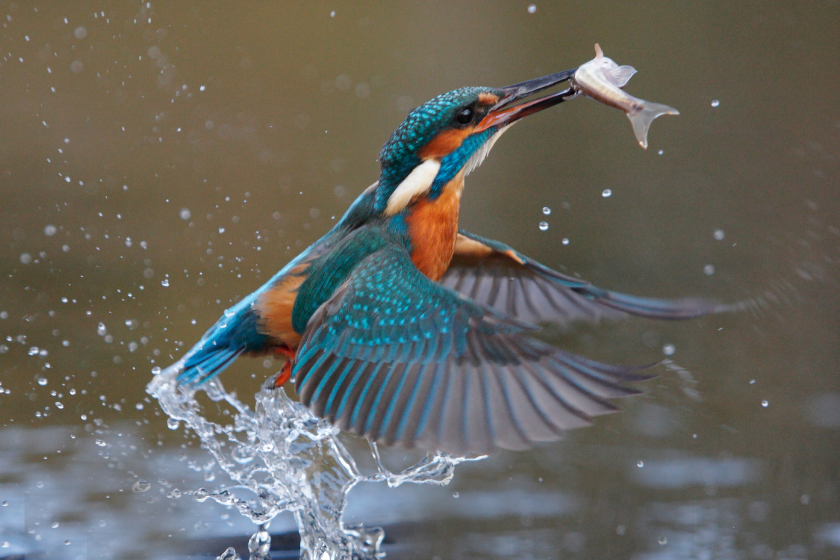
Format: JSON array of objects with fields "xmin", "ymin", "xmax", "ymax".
[
  {"xmin": 272, "ymin": 347, "xmax": 296, "ymax": 388},
  {"xmin": 273, "ymin": 361, "xmax": 292, "ymax": 388}
]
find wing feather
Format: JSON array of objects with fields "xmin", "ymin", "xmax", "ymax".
[
  {"xmin": 293, "ymin": 245, "xmax": 653, "ymax": 456},
  {"xmin": 442, "ymin": 230, "xmax": 724, "ymax": 325}
]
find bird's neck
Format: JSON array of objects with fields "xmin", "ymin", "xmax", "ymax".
[{"xmin": 404, "ymin": 172, "xmax": 465, "ymax": 281}]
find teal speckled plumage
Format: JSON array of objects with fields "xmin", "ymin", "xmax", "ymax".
[
  {"xmin": 376, "ymin": 87, "xmax": 504, "ymax": 210},
  {"xmin": 163, "ymin": 67, "xmax": 725, "ymax": 455}
]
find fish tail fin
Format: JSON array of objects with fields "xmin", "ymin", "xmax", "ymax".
[{"xmin": 627, "ymin": 102, "xmax": 679, "ymax": 149}]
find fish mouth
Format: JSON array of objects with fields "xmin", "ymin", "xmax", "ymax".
[{"xmin": 476, "ymin": 68, "xmax": 580, "ymax": 132}]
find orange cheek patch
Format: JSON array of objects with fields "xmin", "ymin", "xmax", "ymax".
[
  {"xmin": 418, "ymin": 127, "xmax": 474, "ymax": 160},
  {"xmin": 478, "ymin": 93, "xmax": 500, "ymax": 105}
]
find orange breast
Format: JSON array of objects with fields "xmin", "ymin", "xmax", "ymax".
[
  {"xmin": 254, "ymin": 265, "xmax": 308, "ymax": 349},
  {"xmin": 405, "ymin": 175, "xmax": 464, "ymax": 281}
]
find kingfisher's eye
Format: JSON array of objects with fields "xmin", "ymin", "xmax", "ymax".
[{"xmin": 455, "ymin": 108, "xmax": 474, "ymax": 126}]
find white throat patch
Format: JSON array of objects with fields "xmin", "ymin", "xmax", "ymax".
[
  {"xmin": 462, "ymin": 123, "xmax": 514, "ymax": 178},
  {"xmin": 385, "ymin": 158, "xmax": 441, "ymax": 215},
  {"xmin": 383, "ymin": 124, "xmax": 514, "ymax": 215}
]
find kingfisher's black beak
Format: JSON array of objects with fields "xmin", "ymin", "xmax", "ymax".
[{"xmin": 476, "ymin": 68, "xmax": 579, "ymax": 132}]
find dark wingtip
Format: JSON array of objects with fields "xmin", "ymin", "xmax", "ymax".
[{"xmin": 594, "ymin": 291, "xmax": 732, "ymax": 320}]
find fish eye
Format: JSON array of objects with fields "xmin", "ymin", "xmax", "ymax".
[{"xmin": 455, "ymin": 107, "xmax": 474, "ymax": 126}]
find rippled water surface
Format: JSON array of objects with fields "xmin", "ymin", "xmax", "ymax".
[{"xmin": 1, "ymin": 2, "xmax": 839, "ymax": 559}]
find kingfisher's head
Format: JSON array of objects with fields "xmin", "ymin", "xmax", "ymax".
[{"xmin": 375, "ymin": 68, "xmax": 578, "ymax": 216}]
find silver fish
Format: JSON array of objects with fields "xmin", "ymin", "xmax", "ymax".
[{"xmin": 572, "ymin": 44, "xmax": 678, "ymax": 149}]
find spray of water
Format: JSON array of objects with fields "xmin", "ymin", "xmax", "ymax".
[{"xmin": 147, "ymin": 371, "xmax": 479, "ymax": 559}]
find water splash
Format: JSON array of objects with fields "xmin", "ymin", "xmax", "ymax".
[{"xmin": 147, "ymin": 371, "xmax": 477, "ymax": 559}]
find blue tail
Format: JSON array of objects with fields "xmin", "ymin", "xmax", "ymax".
[
  {"xmin": 169, "ymin": 344, "xmax": 245, "ymax": 386},
  {"xmin": 161, "ymin": 298, "xmax": 268, "ymax": 387}
]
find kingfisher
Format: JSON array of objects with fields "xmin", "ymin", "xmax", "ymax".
[{"xmin": 163, "ymin": 67, "xmax": 719, "ymax": 456}]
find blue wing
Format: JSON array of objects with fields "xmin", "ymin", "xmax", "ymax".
[
  {"xmin": 440, "ymin": 230, "xmax": 726, "ymax": 325},
  {"xmin": 293, "ymin": 244, "xmax": 651, "ymax": 456}
]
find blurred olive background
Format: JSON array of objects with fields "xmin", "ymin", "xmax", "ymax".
[{"xmin": 1, "ymin": 1, "xmax": 839, "ymax": 559}]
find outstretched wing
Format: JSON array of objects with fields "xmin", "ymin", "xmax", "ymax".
[
  {"xmin": 440, "ymin": 230, "xmax": 723, "ymax": 326},
  {"xmin": 293, "ymin": 244, "xmax": 651, "ymax": 456}
]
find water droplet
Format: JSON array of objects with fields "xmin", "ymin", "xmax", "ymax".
[
  {"xmin": 64, "ymin": 540, "xmax": 71, "ymax": 545},
  {"xmin": 97, "ymin": 323, "xmax": 107, "ymax": 336},
  {"xmin": 168, "ymin": 489, "xmax": 181, "ymax": 499},
  {"xmin": 711, "ymin": 99, "xmax": 720, "ymax": 107},
  {"xmin": 167, "ymin": 418, "xmax": 180, "ymax": 430},
  {"xmin": 561, "ymin": 238, "xmax": 569, "ymax": 245},
  {"xmin": 73, "ymin": 26, "xmax": 87, "ymax": 39},
  {"xmin": 215, "ymin": 490, "xmax": 233, "ymax": 505},
  {"xmin": 542, "ymin": 206, "xmax": 551, "ymax": 215},
  {"xmin": 452, "ymin": 491, "xmax": 460, "ymax": 498},
  {"xmin": 216, "ymin": 546, "xmax": 240, "ymax": 560},
  {"xmin": 44, "ymin": 224, "xmax": 57, "ymax": 236},
  {"xmin": 539, "ymin": 221, "xmax": 549, "ymax": 231},
  {"xmin": 602, "ymin": 189, "xmax": 612, "ymax": 198},
  {"xmin": 704, "ymin": 264, "xmax": 715, "ymax": 275},
  {"xmin": 37, "ymin": 377, "xmax": 48, "ymax": 386},
  {"xmin": 248, "ymin": 524, "xmax": 271, "ymax": 558},
  {"xmin": 761, "ymin": 400, "xmax": 769, "ymax": 407},
  {"xmin": 151, "ymin": 366, "xmax": 161, "ymax": 375},
  {"xmin": 658, "ymin": 536, "xmax": 668, "ymax": 545},
  {"xmin": 232, "ymin": 445, "xmax": 255, "ymax": 464},
  {"xmin": 55, "ymin": 402, "xmax": 64, "ymax": 409},
  {"xmin": 51, "ymin": 522, "xmax": 59, "ymax": 529},
  {"xmin": 161, "ymin": 279, "xmax": 169, "ymax": 287},
  {"xmin": 527, "ymin": 4, "xmax": 537, "ymax": 13},
  {"xmin": 95, "ymin": 439, "xmax": 106, "ymax": 447},
  {"xmin": 663, "ymin": 344, "xmax": 675, "ymax": 356},
  {"xmin": 180, "ymin": 208, "xmax": 191, "ymax": 220},
  {"xmin": 637, "ymin": 460, "xmax": 644, "ymax": 468},
  {"xmin": 218, "ymin": 227, "xmax": 225, "ymax": 234},
  {"xmin": 713, "ymin": 229, "xmax": 725, "ymax": 240},
  {"xmin": 20, "ymin": 253, "xmax": 32, "ymax": 264},
  {"xmin": 132, "ymin": 480, "xmax": 151, "ymax": 492},
  {"xmin": 657, "ymin": 149, "xmax": 664, "ymax": 155},
  {"xmin": 1, "ymin": 542, "xmax": 9, "ymax": 548}
]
